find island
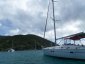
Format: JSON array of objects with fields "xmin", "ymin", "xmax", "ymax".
[{"xmin": 0, "ymin": 34, "xmax": 55, "ymax": 51}]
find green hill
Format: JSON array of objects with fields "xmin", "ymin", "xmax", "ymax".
[{"xmin": 0, "ymin": 34, "xmax": 55, "ymax": 51}]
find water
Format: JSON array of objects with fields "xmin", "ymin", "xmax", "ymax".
[{"xmin": 0, "ymin": 50, "xmax": 85, "ymax": 64}]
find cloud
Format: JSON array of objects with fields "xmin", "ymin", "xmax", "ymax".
[
  {"xmin": 0, "ymin": 23, "xmax": 2, "ymax": 27},
  {"xmin": 0, "ymin": 0, "xmax": 85, "ymax": 42},
  {"xmin": 59, "ymin": 0, "xmax": 85, "ymax": 21},
  {"xmin": 0, "ymin": 0, "xmax": 48, "ymax": 35},
  {"xmin": 7, "ymin": 28, "xmax": 20, "ymax": 36},
  {"xmin": 45, "ymin": 20, "xmax": 83, "ymax": 41}
]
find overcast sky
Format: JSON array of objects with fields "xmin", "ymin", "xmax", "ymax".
[{"xmin": 0, "ymin": 0, "xmax": 85, "ymax": 41}]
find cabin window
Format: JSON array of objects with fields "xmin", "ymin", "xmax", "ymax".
[{"xmin": 70, "ymin": 51, "xmax": 73, "ymax": 53}]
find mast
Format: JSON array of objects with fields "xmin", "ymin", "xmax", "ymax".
[
  {"xmin": 44, "ymin": 0, "xmax": 57, "ymax": 44},
  {"xmin": 52, "ymin": 0, "xmax": 57, "ymax": 44},
  {"xmin": 12, "ymin": 40, "xmax": 14, "ymax": 49},
  {"xmin": 34, "ymin": 40, "xmax": 37, "ymax": 50}
]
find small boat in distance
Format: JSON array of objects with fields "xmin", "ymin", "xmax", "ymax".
[
  {"xmin": 8, "ymin": 48, "xmax": 15, "ymax": 52},
  {"xmin": 8, "ymin": 40, "xmax": 15, "ymax": 52},
  {"xmin": 43, "ymin": 0, "xmax": 85, "ymax": 60}
]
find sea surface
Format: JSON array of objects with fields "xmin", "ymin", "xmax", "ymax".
[{"xmin": 0, "ymin": 50, "xmax": 85, "ymax": 64}]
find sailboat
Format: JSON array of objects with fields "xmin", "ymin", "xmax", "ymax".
[
  {"xmin": 8, "ymin": 40, "xmax": 15, "ymax": 52},
  {"xmin": 8, "ymin": 48, "xmax": 15, "ymax": 52},
  {"xmin": 43, "ymin": 0, "xmax": 85, "ymax": 60}
]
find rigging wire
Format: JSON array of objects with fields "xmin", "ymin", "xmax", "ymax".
[{"xmin": 44, "ymin": 0, "xmax": 50, "ymax": 38}]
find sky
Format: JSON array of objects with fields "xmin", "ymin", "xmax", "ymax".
[{"xmin": 0, "ymin": 0, "xmax": 85, "ymax": 42}]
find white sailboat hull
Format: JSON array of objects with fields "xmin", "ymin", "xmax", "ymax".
[
  {"xmin": 43, "ymin": 46, "xmax": 85, "ymax": 60},
  {"xmin": 8, "ymin": 48, "xmax": 15, "ymax": 52}
]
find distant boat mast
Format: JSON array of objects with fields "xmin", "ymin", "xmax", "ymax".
[{"xmin": 12, "ymin": 40, "xmax": 14, "ymax": 48}]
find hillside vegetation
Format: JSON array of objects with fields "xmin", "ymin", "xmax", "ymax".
[{"xmin": 0, "ymin": 34, "xmax": 55, "ymax": 51}]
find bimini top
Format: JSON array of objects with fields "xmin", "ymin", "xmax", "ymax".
[{"xmin": 56, "ymin": 32, "xmax": 85, "ymax": 40}]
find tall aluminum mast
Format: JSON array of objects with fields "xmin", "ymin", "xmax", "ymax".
[{"xmin": 52, "ymin": 0, "xmax": 57, "ymax": 44}]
